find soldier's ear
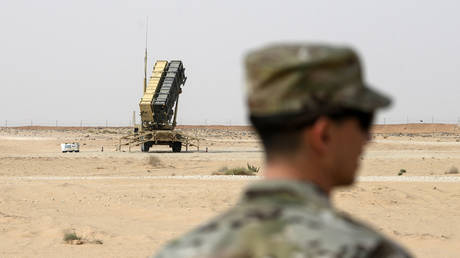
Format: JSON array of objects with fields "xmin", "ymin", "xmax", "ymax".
[{"xmin": 305, "ymin": 116, "xmax": 332, "ymax": 155}]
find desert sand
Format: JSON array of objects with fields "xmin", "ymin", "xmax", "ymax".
[{"xmin": 1, "ymin": 124, "xmax": 460, "ymax": 257}]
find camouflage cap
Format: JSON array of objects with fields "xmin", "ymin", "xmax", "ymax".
[{"xmin": 245, "ymin": 43, "xmax": 391, "ymax": 118}]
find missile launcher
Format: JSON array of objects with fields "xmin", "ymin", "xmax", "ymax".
[
  {"xmin": 118, "ymin": 59, "xmax": 198, "ymax": 153},
  {"xmin": 140, "ymin": 60, "xmax": 186, "ymax": 130}
]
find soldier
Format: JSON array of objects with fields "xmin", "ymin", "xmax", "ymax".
[{"xmin": 153, "ymin": 43, "xmax": 412, "ymax": 258}]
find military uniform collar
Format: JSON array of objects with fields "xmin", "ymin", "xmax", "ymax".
[{"xmin": 240, "ymin": 179, "xmax": 331, "ymax": 209}]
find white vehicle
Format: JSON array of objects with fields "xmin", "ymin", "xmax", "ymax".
[{"xmin": 61, "ymin": 142, "xmax": 80, "ymax": 153}]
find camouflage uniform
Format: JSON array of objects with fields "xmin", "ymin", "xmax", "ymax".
[
  {"xmin": 154, "ymin": 180, "xmax": 410, "ymax": 258},
  {"xmin": 153, "ymin": 44, "xmax": 412, "ymax": 258}
]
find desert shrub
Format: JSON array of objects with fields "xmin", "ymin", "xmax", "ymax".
[
  {"xmin": 64, "ymin": 232, "xmax": 81, "ymax": 242},
  {"xmin": 227, "ymin": 168, "xmax": 255, "ymax": 176},
  {"xmin": 398, "ymin": 169, "xmax": 407, "ymax": 176},
  {"xmin": 63, "ymin": 230, "xmax": 103, "ymax": 245},
  {"xmin": 247, "ymin": 163, "xmax": 260, "ymax": 173},
  {"xmin": 101, "ymin": 129, "xmax": 117, "ymax": 134},
  {"xmin": 213, "ymin": 165, "xmax": 258, "ymax": 176},
  {"xmin": 147, "ymin": 156, "xmax": 161, "ymax": 167},
  {"xmin": 445, "ymin": 166, "xmax": 459, "ymax": 174}
]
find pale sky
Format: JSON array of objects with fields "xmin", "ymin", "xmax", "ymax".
[{"xmin": 1, "ymin": 0, "xmax": 460, "ymax": 126}]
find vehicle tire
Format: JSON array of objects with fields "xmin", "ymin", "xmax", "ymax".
[
  {"xmin": 172, "ymin": 142, "xmax": 182, "ymax": 153},
  {"xmin": 75, "ymin": 150, "xmax": 80, "ymax": 153},
  {"xmin": 141, "ymin": 143, "xmax": 150, "ymax": 152}
]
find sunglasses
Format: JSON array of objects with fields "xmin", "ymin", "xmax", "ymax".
[
  {"xmin": 250, "ymin": 108, "xmax": 374, "ymax": 133},
  {"xmin": 327, "ymin": 109, "xmax": 374, "ymax": 132}
]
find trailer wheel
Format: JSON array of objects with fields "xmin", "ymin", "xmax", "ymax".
[
  {"xmin": 141, "ymin": 143, "xmax": 150, "ymax": 152},
  {"xmin": 172, "ymin": 142, "xmax": 182, "ymax": 152}
]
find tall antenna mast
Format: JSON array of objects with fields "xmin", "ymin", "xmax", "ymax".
[{"xmin": 143, "ymin": 17, "xmax": 149, "ymax": 93}]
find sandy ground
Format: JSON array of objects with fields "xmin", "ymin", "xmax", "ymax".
[{"xmin": 1, "ymin": 125, "xmax": 460, "ymax": 257}]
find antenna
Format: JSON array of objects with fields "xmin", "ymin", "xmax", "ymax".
[{"xmin": 143, "ymin": 17, "xmax": 149, "ymax": 93}]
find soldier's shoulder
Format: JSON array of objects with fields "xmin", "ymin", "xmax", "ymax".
[
  {"xmin": 332, "ymin": 212, "xmax": 412, "ymax": 257},
  {"xmin": 154, "ymin": 205, "xmax": 411, "ymax": 258},
  {"xmin": 152, "ymin": 207, "xmax": 244, "ymax": 258}
]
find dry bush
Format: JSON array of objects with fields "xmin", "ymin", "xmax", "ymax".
[
  {"xmin": 247, "ymin": 163, "xmax": 260, "ymax": 173},
  {"xmin": 146, "ymin": 156, "xmax": 161, "ymax": 167},
  {"xmin": 63, "ymin": 230, "xmax": 103, "ymax": 245},
  {"xmin": 101, "ymin": 129, "xmax": 117, "ymax": 134},
  {"xmin": 64, "ymin": 231, "xmax": 83, "ymax": 245},
  {"xmin": 445, "ymin": 166, "xmax": 459, "ymax": 174},
  {"xmin": 64, "ymin": 232, "xmax": 81, "ymax": 242},
  {"xmin": 213, "ymin": 164, "xmax": 259, "ymax": 176},
  {"xmin": 398, "ymin": 169, "xmax": 407, "ymax": 176}
]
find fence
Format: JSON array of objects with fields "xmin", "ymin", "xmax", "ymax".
[
  {"xmin": 1, "ymin": 120, "xmax": 134, "ymax": 128},
  {"xmin": 378, "ymin": 117, "xmax": 460, "ymax": 125},
  {"xmin": 0, "ymin": 119, "xmax": 247, "ymax": 128},
  {"xmin": 2, "ymin": 118, "xmax": 460, "ymax": 128}
]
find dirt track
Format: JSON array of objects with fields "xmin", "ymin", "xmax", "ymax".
[{"xmin": 1, "ymin": 125, "xmax": 460, "ymax": 257}]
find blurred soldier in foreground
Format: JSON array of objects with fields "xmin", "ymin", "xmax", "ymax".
[{"xmin": 153, "ymin": 43, "xmax": 412, "ymax": 258}]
